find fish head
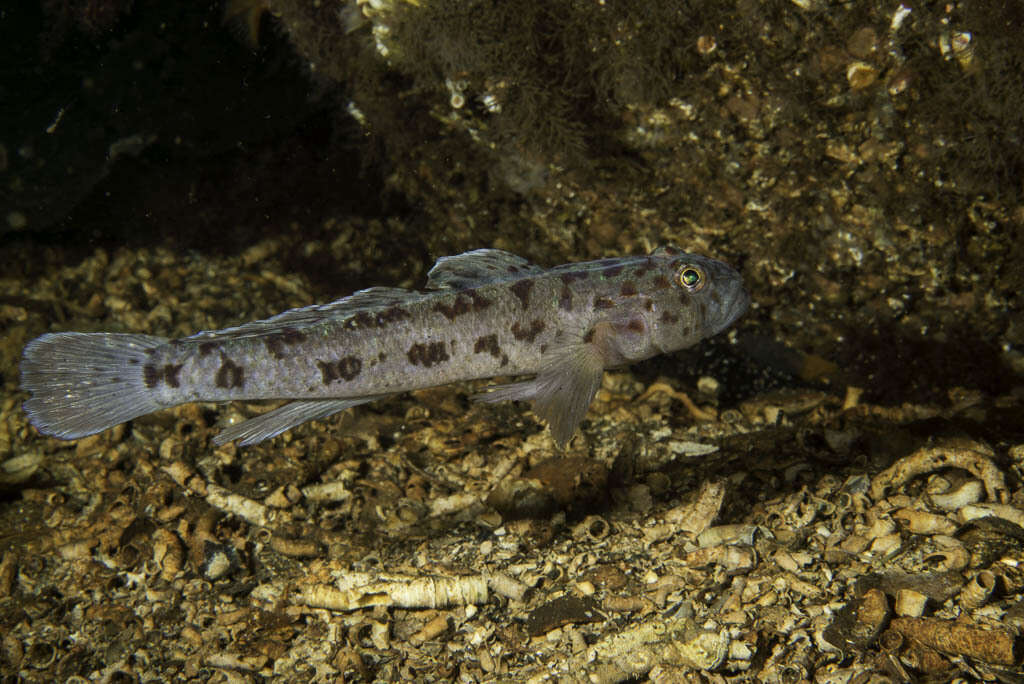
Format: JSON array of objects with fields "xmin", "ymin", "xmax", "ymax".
[{"xmin": 646, "ymin": 246, "xmax": 749, "ymax": 353}]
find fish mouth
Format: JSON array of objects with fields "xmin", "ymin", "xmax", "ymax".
[{"xmin": 711, "ymin": 279, "xmax": 750, "ymax": 336}]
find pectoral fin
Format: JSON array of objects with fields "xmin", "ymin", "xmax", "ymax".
[
  {"xmin": 474, "ymin": 346, "xmax": 604, "ymax": 448},
  {"xmin": 213, "ymin": 395, "xmax": 390, "ymax": 446}
]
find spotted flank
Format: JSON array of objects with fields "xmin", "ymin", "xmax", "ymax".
[{"xmin": 21, "ymin": 246, "xmax": 749, "ymax": 447}]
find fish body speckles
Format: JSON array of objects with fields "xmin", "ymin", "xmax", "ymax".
[{"xmin": 20, "ymin": 246, "xmax": 749, "ymax": 447}]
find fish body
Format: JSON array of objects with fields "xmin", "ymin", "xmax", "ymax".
[{"xmin": 21, "ymin": 246, "xmax": 749, "ymax": 446}]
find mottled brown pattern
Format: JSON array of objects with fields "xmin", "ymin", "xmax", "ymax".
[
  {"xmin": 660, "ymin": 311, "xmax": 679, "ymax": 324},
  {"xmin": 215, "ymin": 356, "xmax": 245, "ymax": 389},
  {"xmin": 643, "ymin": 299, "xmax": 654, "ymax": 311},
  {"xmin": 474, "ymin": 334, "xmax": 509, "ymax": 366},
  {"xmin": 559, "ymin": 284, "xmax": 573, "ymax": 311},
  {"xmin": 264, "ymin": 327, "xmax": 307, "ymax": 359},
  {"xmin": 263, "ymin": 336, "xmax": 286, "ymax": 360},
  {"xmin": 143, "ymin": 363, "xmax": 182, "ymax": 388},
  {"xmin": 317, "ymin": 356, "xmax": 363, "ymax": 384},
  {"xmin": 433, "ymin": 291, "xmax": 492, "ymax": 321},
  {"xmin": 162, "ymin": 364, "xmax": 183, "ymax": 388},
  {"xmin": 280, "ymin": 327, "xmax": 306, "ymax": 344},
  {"xmin": 510, "ymin": 280, "xmax": 533, "ymax": 310},
  {"xmin": 626, "ymin": 319, "xmax": 644, "ymax": 333},
  {"xmin": 316, "ymin": 361, "xmax": 336, "ymax": 385},
  {"xmin": 344, "ymin": 306, "xmax": 410, "ymax": 330},
  {"xmin": 619, "ymin": 281, "xmax": 638, "ymax": 297},
  {"xmin": 337, "ymin": 356, "xmax": 362, "ymax": 380},
  {"xmin": 593, "ymin": 297, "xmax": 615, "ymax": 310},
  {"xmin": 407, "ymin": 342, "xmax": 450, "ymax": 367},
  {"xmin": 511, "ymin": 319, "xmax": 545, "ymax": 343},
  {"xmin": 651, "ymin": 275, "xmax": 671, "ymax": 290}
]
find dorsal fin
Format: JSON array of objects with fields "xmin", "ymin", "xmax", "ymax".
[
  {"xmin": 426, "ymin": 249, "xmax": 545, "ymax": 291},
  {"xmin": 184, "ymin": 286, "xmax": 416, "ymax": 343}
]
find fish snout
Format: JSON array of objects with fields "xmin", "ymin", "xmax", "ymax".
[{"xmin": 710, "ymin": 271, "xmax": 750, "ymax": 336}]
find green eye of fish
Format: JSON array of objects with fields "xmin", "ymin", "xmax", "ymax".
[{"xmin": 677, "ymin": 265, "xmax": 705, "ymax": 291}]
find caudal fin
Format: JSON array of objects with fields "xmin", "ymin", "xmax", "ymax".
[{"xmin": 20, "ymin": 332, "xmax": 169, "ymax": 440}]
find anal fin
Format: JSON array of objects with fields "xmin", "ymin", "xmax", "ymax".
[
  {"xmin": 473, "ymin": 346, "xmax": 604, "ymax": 448},
  {"xmin": 213, "ymin": 395, "xmax": 390, "ymax": 446}
]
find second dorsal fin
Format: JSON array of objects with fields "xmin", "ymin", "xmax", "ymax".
[{"xmin": 426, "ymin": 249, "xmax": 544, "ymax": 291}]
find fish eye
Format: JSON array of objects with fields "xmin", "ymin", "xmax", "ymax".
[{"xmin": 676, "ymin": 265, "xmax": 706, "ymax": 292}]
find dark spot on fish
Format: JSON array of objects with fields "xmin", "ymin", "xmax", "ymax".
[
  {"xmin": 511, "ymin": 319, "xmax": 545, "ymax": 343},
  {"xmin": 644, "ymin": 299, "xmax": 654, "ymax": 311},
  {"xmin": 709, "ymin": 291, "xmax": 722, "ymax": 306},
  {"xmin": 140, "ymin": 362, "xmax": 182, "ymax": 389},
  {"xmin": 602, "ymin": 264, "xmax": 624, "ymax": 277},
  {"xmin": 198, "ymin": 342, "xmax": 218, "ymax": 356},
  {"xmin": 378, "ymin": 352, "xmax": 387, "ymax": 362},
  {"xmin": 317, "ymin": 360, "xmax": 337, "ymax": 385},
  {"xmin": 264, "ymin": 336, "xmax": 286, "ymax": 360},
  {"xmin": 634, "ymin": 265, "xmax": 653, "ymax": 278},
  {"xmin": 626, "ymin": 319, "xmax": 645, "ymax": 333},
  {"xmin": 474, "ymin": 334, "xmax": 508, "ymax": 366},
  {"xmin": 593, "ymin": 297, "xmax": 615, "ymax": 310},
  {"xmin": 620, "ymin": 281, "xmax": 637, "ymax": 297},
  {"xmin": 560, "ymin": 271, "xmax": 588, "ymax": 284},
  {"xmin": 215, "ymin": 356, "xmax": 245, "ymax": 389},
  {"xmin": 262, "ymin": 328, "xmax": 306, "ymax": 360},
  {"xmin": 378, "ymin": 306, "xmax": 410, "ymax": 325},
  {"xmin": 660, "ymin": 311, "xmax": 679, "ymax": 324},
  {"xmin": 144, "ymin": 347, "xmax": 157, "ymax": 357},
  {"xmin": 317, "ymin": 356, "xmax": 363, "ymax": 383},
  {"xmin": 679, "ymin": 293, "xmax": 693, "ymax": 308},
  {"xmin": 540, "ymin": 343, "xmax": 548, "ymax": 353},
  {"xmin": 434, "ymin": 291, "xmax": 492, "ymax": 321},
  {"xmin": 143, "ymin": 364, "xmax": 159, "ymax": 389},
  {"xmin": 651, "ymin": 275, "xmax": 671, "ymax": 290},
  {"xmin": 337, "ymin": 356, "xmax": 362, "ymax": 380},
  {"xmin": 110, "ymin": 377, "xmax": 121, "ymax": 383},
  {"xmin": 507, "ymin": 265, "xmax": 520, "ymax": 273},
  {"xmin": 559, "ymin": 284, "xmax": 573, "ymax": 311},
  {"xmin": 163, "ymin": 363, "xmax": 183, "ymax": 388},
  {"xmin": 408, "ymin": 341, "xmax": 449, "ymax": 367},
  {"xmin": 510, "ymin": 280, "xmax": 533, "ymax": 310},
  {"xmin": 128, "ymin": 358, "xmax": 139, "ymax": 365},
  {"xmin": 583, "ymin": 328, "xmax": 595, "ymax": 343}
]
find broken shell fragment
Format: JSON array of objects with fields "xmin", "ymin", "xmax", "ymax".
[
  {"xmin": 892, "ymin": 508, "xmax": 957, "ymax": 536},
  {"xmin": 958, "ymin": 570, "xmax": 995, "ymax": 610},
  {"xmin": 869, "ymin": 442, "xmax": 1006, "ymax": 503},
  {"xmin": 295, "ymin": 573, "xmax": 489, "ymax": 611},
  {"xmin": 846, "ymin": 61, "xmax": 878, "ymax": 90},
  {"xmin": 887, "ymin": 617, "xmax": 1015, "ymax": 666},
  {"xmin": 894, "ymin": 589, "xmax": 927, "ymax": 617},
  {"xmin": 928, "ymin": 479, "xmax": 984, "ymax": 511},
  {"xmin": 924, "ymin": 537, "xmax": 970, "ymax": 573}
]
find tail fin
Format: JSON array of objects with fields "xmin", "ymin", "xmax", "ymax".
[{"xmin": 20, "ymin": 332, "xmax": 170, "ymax": 440}]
